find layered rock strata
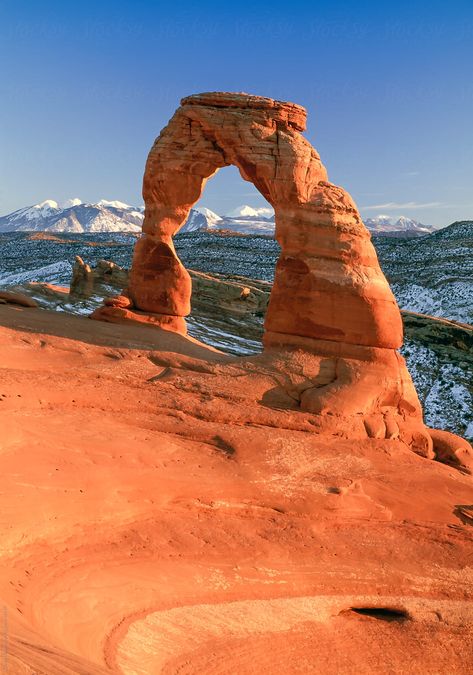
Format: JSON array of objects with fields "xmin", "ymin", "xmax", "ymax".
[{"xmin": 1, "ymin": 304, "xmax": 472, "ymax": 673}]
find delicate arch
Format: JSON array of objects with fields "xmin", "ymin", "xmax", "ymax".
[
  {"xmin": 128, "ymin": 92, "xmax": 403, "ymax": 351},
  {"xmin": 93, "ymin": 91, "xmax": 471, "ymax": 465}
]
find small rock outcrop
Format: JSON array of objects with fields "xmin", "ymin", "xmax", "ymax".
[
  {"xmin": 70, "ymin": 256, "xmax": 128, "ymax": 298},
  {"xmin": 0, "ymin": 290, "xmax": 38, "ymax": 308},
  {"xmin": 91, "ymin": 91, "xmax": 471, "ymax": 461},
  {"xmin": 86, "ymin": 257, "xmax": 269, "ymax": 324}
]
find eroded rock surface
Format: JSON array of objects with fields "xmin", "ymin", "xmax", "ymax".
[
  {"xmin": 126, "ymin": 92, "xmax": 402, "ymax": 352},
  {"xmin": 0, "ymin": 304, "xmax": 472, "ymax": 674},
  {"xmin": 73, "ymin": 255, "xmax": 270, "ymax": 317},
  {"xmin": 91, "ymin": 91, "xmax": 470, "ymax": 459}
]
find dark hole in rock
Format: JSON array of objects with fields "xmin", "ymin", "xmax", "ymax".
[
  {"xmin": 345, "ymin": 607, "xmax": 409, "ymax": 622},
  {"xmin": 212, "ymin": 435, "xmax": 235, "ymax": 456}
]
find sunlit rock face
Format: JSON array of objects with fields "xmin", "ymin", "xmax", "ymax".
[
  {"xmin": 129, "ymin": 92, "xmax": 402, "ymax": 350},
  {"xmin": 1, "ymin": 92, "xmax": 473, "ymax": 674},
  {"xmin": 93, "ymin": 92, "xmax": 470, "ymax": 464}
]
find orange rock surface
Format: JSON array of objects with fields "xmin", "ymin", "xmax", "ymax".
[
  {"xmin": 0, "ymin": 304, "xmax": 472, "ymax": 674},
  {"xmin": 109, "ymin": 92, "xmax": 466, "ymax": 459},
  {"xmin": 129, "ymin": 92, "xmax": 402, "ymax": 353},
  {"xmin": 2, "ymin": 92, "xmax": 472, "ymax": 673}
]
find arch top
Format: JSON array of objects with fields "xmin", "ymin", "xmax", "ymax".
[{"xmin": 180, "ymin": 91, "xmax": 307, "ymax": 132}]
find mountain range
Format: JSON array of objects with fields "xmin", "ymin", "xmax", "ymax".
[
  {"xmin": 363, "ymin": 215, "xmax": 435, "ymax": 236},
  {"xmin": 0, "ymin": 199, "xmax": 436, "ymax": 237},
  {"xmin": 0, "ymin": 199, "xmax": 144, "ymax": 234}
]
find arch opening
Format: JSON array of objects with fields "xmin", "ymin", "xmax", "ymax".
[{"xmin": 172, "ymin": 164, "xmax": 280, "ymax": 355}]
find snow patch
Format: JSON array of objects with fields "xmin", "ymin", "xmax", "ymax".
[
  {"xmin": 97, "ymin": 199, "xmax": 133, "ymax": 210},
  {"xmin": 0, "ymin": 261, "xmax": 73, "ymax": 286},
  {"xmin": 195, "ymin": 207, "xmax": 223, "ymax": 226},
  {"xmin": 60, "ymin": 198, "xmax": 83, "ymax": 208}
]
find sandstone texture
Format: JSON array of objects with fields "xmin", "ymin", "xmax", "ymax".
[
  {"xmin": 109, "ymin": 91, "xmax": 469, "ymax": 459},
  {"xmin": 0, "ymin": 290, "xmax": 38, "ymax": 307},
  {"xmin": 129, "ymin": 92, "xmax": 402, "ymax": 353},
  {"xmin": 76, "ymin": 256, "xmax": 269, "ymax": 317},
  {"xmin": 0, "ymin": 303, "xmax": 472, "ymax": 674},
  {"xmin": 70, "ymin": 256, "xmax": 129, "ymax": 298},
  {"xmin": 2, "ymin": 93, "xmax": 471, "ymax": 672},
  {"xmin": 6, "ymin": 257, "xmax": 472, "ymax": 448}
]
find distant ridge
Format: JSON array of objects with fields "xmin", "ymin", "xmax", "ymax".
[
  {"xmin": 364, "ymin": 214, "xmax": 435, "ymax": 235},
  {"xmin": 0, "ymin": 199, "xmax": 144, "ymax": 233},
  {"xmin": 0, "ymin": 200, "xmax": 439, "ymax": 237}
]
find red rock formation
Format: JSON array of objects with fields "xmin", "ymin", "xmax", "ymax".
[
  {"xmin": 0, "ymin": 290, "xmax": 38, "ymax": 307},
  {"xmin": 128, "ymin": 92, "xmax": 401, "ymax": 349},
  {"xmin": 0, "ymin": 304, "xmax": 472, "ymax": 673},
  {"xmin": 95, "ymin": 92, "xmax": 470, "ymax": 463},
  {"xmin": 2, "ymin": 95, "xmax": 472, "ymax": 674}
]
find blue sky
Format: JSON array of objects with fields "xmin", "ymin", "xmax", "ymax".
[{"xmin": 1, "ymin": 0, "xmax": 472, "ymax": 225}]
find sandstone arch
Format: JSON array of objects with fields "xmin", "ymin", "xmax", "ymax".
[
  {"xmin": 127, "ymin": 92, "xmax": 403, "ymax": 353},
  {"xmin": 93, "ymin": 91, "xmax": 459, "ymax": 454}
]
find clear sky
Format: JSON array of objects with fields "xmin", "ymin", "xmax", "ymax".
[{"xmin": 1, "ymin": 0, "xmax": 472, "ymax": 226}]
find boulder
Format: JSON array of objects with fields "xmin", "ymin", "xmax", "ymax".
[{"xmin": 429, "ymin": 428, "xmax": 473, "ymax": 474}]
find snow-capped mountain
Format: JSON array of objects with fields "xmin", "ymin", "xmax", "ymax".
[
  {"xmin": 0, "ymin": 200, "xmax": 277, "ymax": 236},
  {"xmin": 364, "ymin": 214, "xmax": 434, "ymax": 236},
  {"xmin": 195, "ymin": 207, "xmax": 222, "ymax": 227},
  {"xmin": 213, "ymin": 207, "xmax": 433, "ymax": 237},
  {"xmin": 193, "ymin": 204, "xmax": 275, "ymax": 236},
  {"xmin": 2, "ymin": 199, "xmax": 62, "ymax": 227},
  {"xmin": 61, "ymin": 198, "xmax": 83, "ymax": 208},
  {"xmin": 0, "ymin": 200, "xmax": 438, "ymax": 238},
  {"xmin": 0, "ymin": 199, "xmax": 144, "ymax": 233},
  {"xmin": 182, "ymin": 205, "xmax": 274, "ymax": 235},
  {"xmin": 180, "ymin": 209, "xmax": 208, "ymax": 232},
  {"xmin": 96, "ymin": 199, "xmax": 135, "ymax": 210}
]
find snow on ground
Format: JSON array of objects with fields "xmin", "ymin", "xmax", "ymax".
[
  {"xmin": 392, "ymin": 281, "xmax": 473, "ymax": 324},
  {"xmin": 0, "ymin": 230, "xmax": 471, "ymax": 439},
  {"xmin": 0, "ymin": 261, "xmax": 73, "ymax": 286},
  {"xmin": 402, "ymin": 340, "xmax": 472, "ymax": 440}
]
